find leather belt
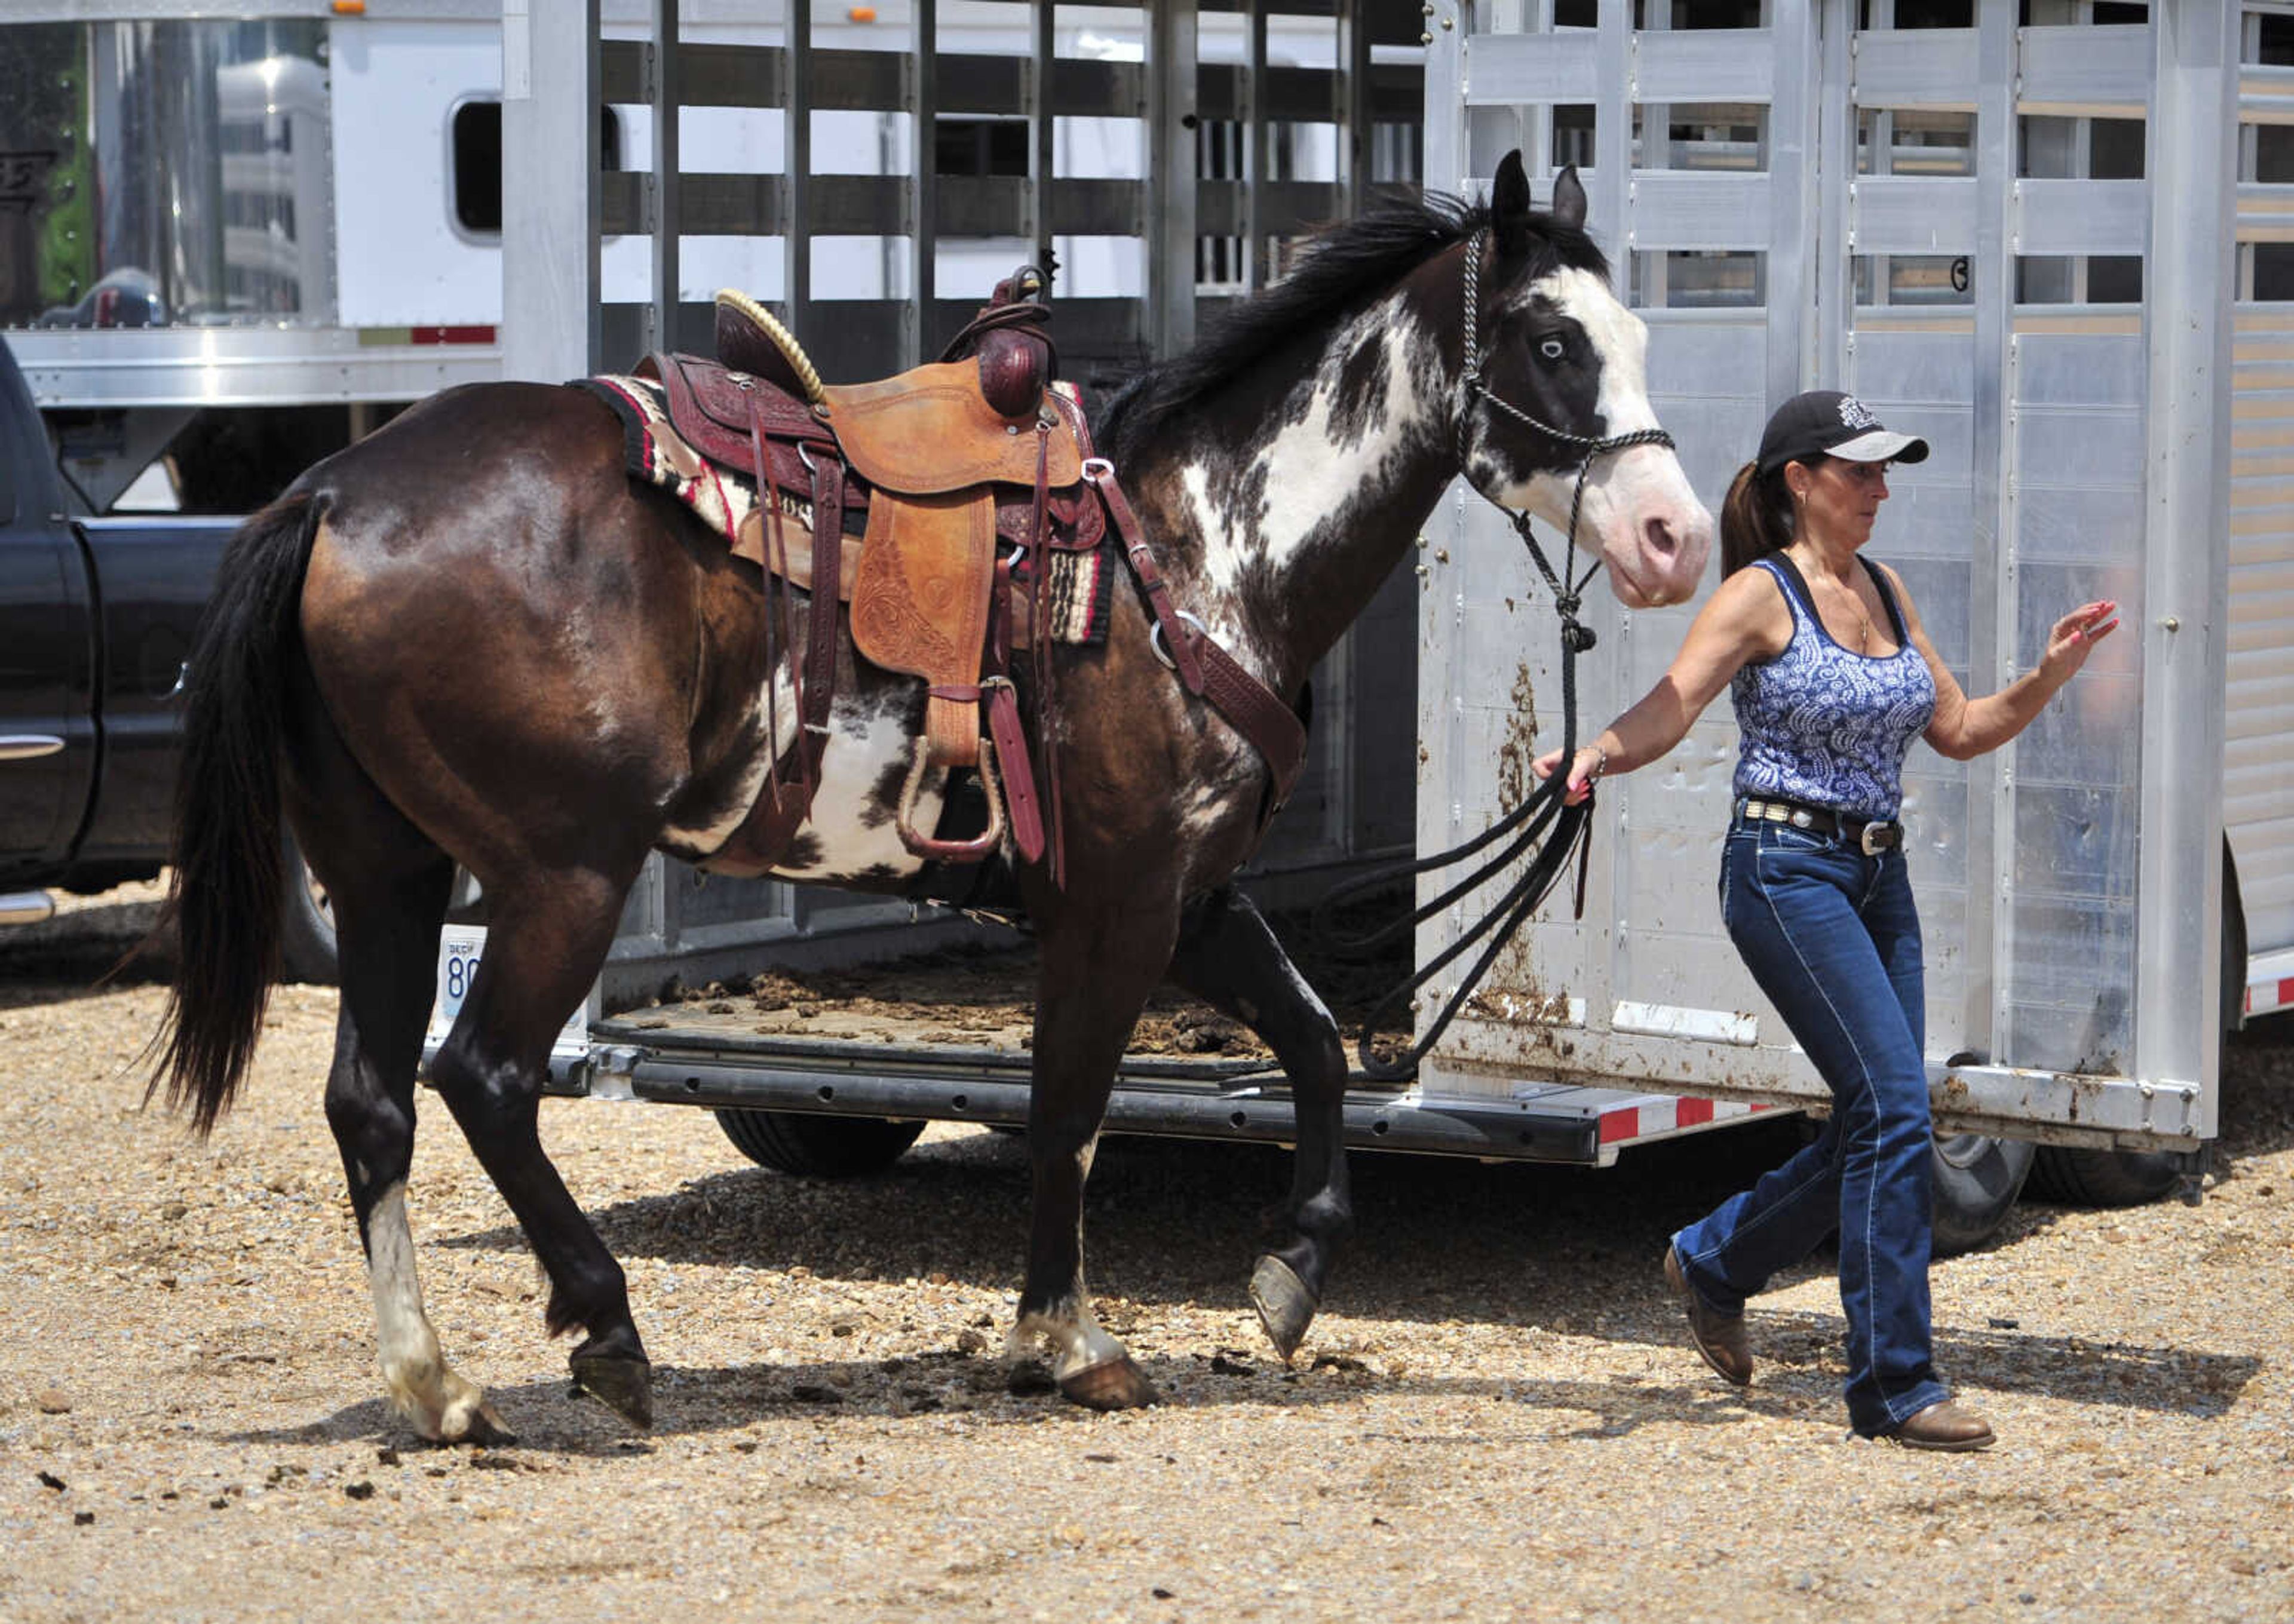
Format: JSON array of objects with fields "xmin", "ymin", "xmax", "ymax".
[{"xmin": 1735, "ymin": 796, "xmax": 1902, "ymax": 855}]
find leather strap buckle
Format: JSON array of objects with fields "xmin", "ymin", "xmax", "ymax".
[{"xmin": 1149, "ymin": 612, "xmax": 1206, "ymax": 672}]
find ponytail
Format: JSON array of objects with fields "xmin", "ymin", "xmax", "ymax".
[{"xmin": 1720, "ymin": 458, "xmax": 1798, "ymax": 578}]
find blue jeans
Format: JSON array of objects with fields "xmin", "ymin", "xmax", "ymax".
[{"xmin": 1669, "ymin": 819, "xmax": 1950, "ymax": 1436}]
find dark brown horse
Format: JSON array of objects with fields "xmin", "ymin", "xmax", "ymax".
[{"xmin": 149, "ymin": 153, "xmax": 1710, "ymax": 1441}]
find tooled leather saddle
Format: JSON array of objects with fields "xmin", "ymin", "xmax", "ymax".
[{"xmin": 629, "ymin": 271, "xmax": 1307, "ymax": 885}]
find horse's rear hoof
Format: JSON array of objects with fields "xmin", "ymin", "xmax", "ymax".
[
  {"xmin": 1250, "ymin": 1254, "xmax": 1319, "ymax": 1365},
  {"xmin": 453, "ymin": 1401, "xmax": 517, "ymax": 1448},
  {"xmin": 1059, "ymin": 1355, "xmax": 1161, "ymax": 1411},
  {"xmin": 571, "ymin": 1349, "xmax": 655, "ymax": 1430}
]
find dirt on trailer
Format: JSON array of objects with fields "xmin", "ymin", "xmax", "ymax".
[
  {"xmin": 4, "ymin": 888, "xmax": 2294, "ymax": 1620},
  {"xmin": 636, "ymin": 902, "xmax": 1415, "ymax": 1063}
]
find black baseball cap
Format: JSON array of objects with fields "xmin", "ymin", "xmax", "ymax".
[{"xmin": 1755, "ymin": 389, "xmax": 1930, "ymax": 477}]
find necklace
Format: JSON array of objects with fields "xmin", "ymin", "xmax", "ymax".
[
  {"xmin": 1793, "ymin": 548, "xmax": 1876, "ymax": 650},
  {"xmin": 1833, "ymin": 583, "xmax": 1876, "ymax": 651}
]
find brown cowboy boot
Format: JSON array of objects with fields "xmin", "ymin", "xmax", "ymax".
[
  {"xmin": 1884, "ymin": 1399, "xmax": 1996, "ymax": 1452},
  {"xmin": 1663, "ymin": 1245, "xmax": 1753, "ymax": 1386}
]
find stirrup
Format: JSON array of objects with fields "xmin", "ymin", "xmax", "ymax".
[{"xmin": 895, "ymin": 731, "xmax": 1007, "ymax": 861}]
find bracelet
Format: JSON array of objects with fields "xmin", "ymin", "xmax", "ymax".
[{"xmin": 1585, "ymin": 745, "xmax": 1609, "ymax": 781}]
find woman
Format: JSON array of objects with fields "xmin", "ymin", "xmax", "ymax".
[{"xmin": 1533, "ymin": 389, "xmax": 2118, "ymax": 1451}]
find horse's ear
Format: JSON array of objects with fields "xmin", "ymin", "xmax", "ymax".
[
  {"xmin": 1492, "ymin": 149, "xmax": 1532, "ymax": 258},
  {"xmin": 1551, "ymin": 165, "xmax": 1588, "ymax": 231}
]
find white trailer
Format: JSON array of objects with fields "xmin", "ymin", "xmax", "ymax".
[
  {"xmin": 1407, "ymin": 0, "xmax": 2285, "ymax": 1221},
  {"xmin": 388, "ymin": 1, "xmax": 2280, "ymax": 1241},
  {"xmin": 2, "ymin": 1, "xmax": 1378, "ymax": 502},
  {"xmin": 0, "ymin": 5, "xmax": 512, "ymax": 504}
]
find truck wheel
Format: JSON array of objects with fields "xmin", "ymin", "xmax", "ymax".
[
  {"xmin": 1930, "ymin": 1132, "xmax": 2035, "ymax": 1258},
  {"xmin": 2026, "ymin": 838, "xmax": 2243, "ymax": 1209},
  {"xmin": 277, "ymin": 831, "xmax": 339, "ymax": 984},
  {"xmin": 713, "ymin": 1109, "xmax": 925, "ymax": 1177}
]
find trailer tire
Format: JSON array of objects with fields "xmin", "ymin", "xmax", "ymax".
[
  {"xmin": 277, "ymin": 831, "xmax": 339, "ymax": 984},
  {"xmin": 713, "ymin": 1110, "xmax": 925, "ymax": 1177},
  {"xmin": 1930, "ymin": 1132, "xmax": 2035, "ymax": 1257},
  {"xmin": 2023, "ymin": 1146, "xmax": 2180, "ymax": 1208},
  {"xmin": 2026, "ymin": 838, "xmax": 2243, "ymax": 1210}
]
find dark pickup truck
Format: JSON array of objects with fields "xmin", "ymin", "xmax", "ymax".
[{"xmin": 0, "ymin": 334, "xmax": 335, "ymax": 977}]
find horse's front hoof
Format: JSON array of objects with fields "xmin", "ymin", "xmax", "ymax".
[
  {"xmin": 1059, "ymin": 1355, "xmax": 1161, "ymax": 1411},
  {"xmin": 1250, "ymin": 1254, "xmax": 1319, "ymax": 1365},
  {"xmin": 570, "ymin": 1347, "xmax": 655, "ymax": 1429}
]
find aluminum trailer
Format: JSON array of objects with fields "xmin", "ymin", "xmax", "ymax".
[
  {"xmin": 1411, "ymin": 0, "xmax": 2280, "ymax": 1181},
  {"xmin": 4, "ymin": 1, "xmax": 1391, "ymax": 499},
  {"xmin": 430, "ymin": 1, "xmax": 2288, "ymax": 1228},
  {"xmin": 474, "ymin": 0, "xmax": 1430, "ymax": 995}
]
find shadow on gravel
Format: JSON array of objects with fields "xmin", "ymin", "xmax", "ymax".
[
  {"xmin": 424, "ymin": 1083, "xmax": 2271, "ymax": 1429},
  {"xmin": 0, "ymin": 891, "xmax": 174, "ymax": 1009},
  {"xmin": 227, "ymin": 1312, "xmax": 2261, "ymax": 1459}
]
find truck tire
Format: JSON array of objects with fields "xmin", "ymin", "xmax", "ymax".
[
  {"xmin": 713, "ymin": 1109, "xmax": 925, "ymax": 1177},
  {"xmin": 277, "ymin": 831, "xmax": 339, "ymax": 984},
  {"xmin": 2026, "ymin": 837, "xmax": 2244, "ymax": 1209},
  {"xmin": 1930, "ymin": 1132, "xmax": 2035, "ymax": 1257}
]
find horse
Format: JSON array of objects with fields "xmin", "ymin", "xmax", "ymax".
[{"xmin": 148, "ymin": 151, "xmax": 1712, "ymax": 1441}]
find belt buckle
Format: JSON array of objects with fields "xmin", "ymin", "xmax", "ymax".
[{"xmin": 1860, "ymin": 821, "xmax": 1893, "ymax": 856}]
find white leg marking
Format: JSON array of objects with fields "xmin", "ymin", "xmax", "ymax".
[
  {"xmin": 367, "ymin": 1184, "xmax": 503, "ymax": 1442},
  {"xmin": 1005, "ymin": 1141, "xmax": 1128, "ymax": 1378}
]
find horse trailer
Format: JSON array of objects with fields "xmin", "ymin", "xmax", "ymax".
[
  {"xmin": 305, "ymin": 1, "xmax": 2282, "ymax": 1237},
  {"xmin": 1406, "ymin": 0, "xmax": 2286, "ymax": 1224},
  {"xmin": 2, "ymin": 1, "xmax": 1391, "ymax": 503}
]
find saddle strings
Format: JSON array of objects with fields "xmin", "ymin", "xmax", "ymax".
[{"xmin": 1322, "ymin": 228, "xmax": 1677, "ymax": 1083}]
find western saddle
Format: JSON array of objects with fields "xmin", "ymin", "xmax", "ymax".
[{"xmin": 633, "ymin": 272, "xmax": 1306, "ymax": 883}]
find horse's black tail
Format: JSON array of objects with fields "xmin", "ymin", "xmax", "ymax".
[{"xmin": 146, "ymin": 491, "xmax": 323, "ymax": 1136}]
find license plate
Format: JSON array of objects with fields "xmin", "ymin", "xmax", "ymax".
[{"xmin": 428, "ymin": 924, "xmax": 591, "ymax": 1052}]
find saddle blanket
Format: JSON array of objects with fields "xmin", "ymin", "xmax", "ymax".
[{"xmin": 578, "ymin": 372, "xmax": 1111, "ymax": 647}]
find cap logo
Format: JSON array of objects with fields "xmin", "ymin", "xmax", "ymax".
[{"xmin": 1837, "ymin": 395, "xmax": 1880, "ymax": 431}]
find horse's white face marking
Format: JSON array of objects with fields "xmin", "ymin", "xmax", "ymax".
[{"xmin": 1483, "ymin": 266, "xmax": 1712, "ymax": 607}]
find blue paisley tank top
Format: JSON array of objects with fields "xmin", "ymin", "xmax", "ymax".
[{"xmin": 1731, "ymin": 554, "xmax": 1937, "ymax": 822}]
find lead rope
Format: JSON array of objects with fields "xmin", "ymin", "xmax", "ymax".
[{"xmin": 1321, "ymin": 229, "xmax": 1676, "ymax": 1082}]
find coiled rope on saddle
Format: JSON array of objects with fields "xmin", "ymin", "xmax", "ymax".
[{"xmin": 1323, "ymin": 228, "xmax": 1676, "ymax": 1082}]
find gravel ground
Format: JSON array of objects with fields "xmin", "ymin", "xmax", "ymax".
[{"xmin": 2, "ymin": 887, "xmax": 2292, "ymax": 1620}]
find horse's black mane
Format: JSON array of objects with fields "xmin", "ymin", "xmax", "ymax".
[{"xmin": 1100, "ymin": 188, "xmax": 1609, "ymax": 455}]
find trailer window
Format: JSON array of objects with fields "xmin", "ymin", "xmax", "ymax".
[
  {"xmin": 1634, "ymin": 249, "xmax": 1761, "ymax": 309},
  {"xmin": 2256, "ymin": 14, "xmax": 2294, "ymax": 66},
  {"xmin": 1860, "ymin": 108, "xmax": 1972, "ymax": 179},
  {"xmin": 450, "ymin": 99, "xmax": 622, "ymax": 238},
  {"xmin": 936, "ymin": 117, "xmax": 1028, "ymax": 180},
  {"xmin": 1854, "ymin": 254, "xmax": 1974, "ymax": 309},
  {"xmin": 1640, "ymin": 103, "xmax": 1764, "ymax": 173}
]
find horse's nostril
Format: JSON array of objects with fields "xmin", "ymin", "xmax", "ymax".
[{"xmin": 1644, "ymin": 516, "xmax": 1679, "ymax": 558}]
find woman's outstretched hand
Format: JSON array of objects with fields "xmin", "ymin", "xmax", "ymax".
[
  {"xmin": 2039, "ymin": 599, "xmax": 2120, "ymax": 686},
  {"xmin": 1531, "ymin": 744, "xmax": 1605, "ymax": 807}
]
